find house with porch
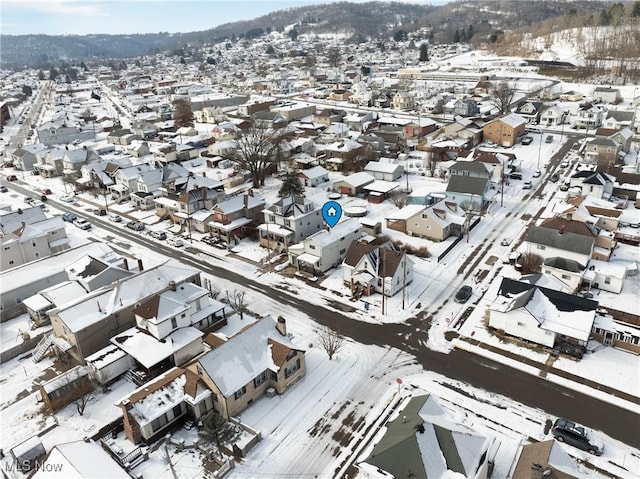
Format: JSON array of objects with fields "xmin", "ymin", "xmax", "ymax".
[
  {"xmin": 343, "ymin": 242, "xmax": 413, "ymax": 297},
  {"xmin": 187, "ymin": 316, "xmax": 306, "ymax": 420},
  {"xmin": 444, "ymin": 161, "xmax": 493, "ymax": 212},
  {"xmin": 539, "ymin": 105, "xmax": 567, "ymax": 126},
  {"xmin": 583, "ymin": 137, "xmax": 621, "ymax": 165},
  {"xmin": 208, "ymin": 193, "xmax": 266, "ymax": 243},
  {"xmin": 288, "ymin": 218, "xmax": 362, "ymax": 274},
  {"xmin": 387, "ymin": 199, "xmax": 465, "ymax": 241},
  {"xmin": 1, "ymin": 216, "xmax": 70, "ymax": 270},
  {"xmin": 488, "ymin": 278, "xmax": 598, "ymax": 349},
  {"xmin": 567, "ymin": 171, "xmax": 615, "ymax": 199},
  {"xmin": 259, "ymin": 195, "xmax": 324, "ymax": 252},
  {"xmin": 514, "ymin": 101, "xmax": 543, "ymax": 124},
  {"xmin": 575, "ymin": 103, "xmax": 606, "ymax": 130},
  {"xmin": 523, "ymin": 217, "xmax": 597, "ymax": 266},
  {"xmin": 603, "ymin": 110, "xmax": 635, "ymax": 130}
]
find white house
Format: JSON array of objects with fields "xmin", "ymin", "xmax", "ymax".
[
  {"xmin": 288, "ymin": 218, "xmax": 362, "ymax": 274},
  {"xmin": 488, "ymin": 278, "xmax": 598, "ymax": 348},
  {"xmin": 364, "ymin": 161, "xmax": 404, "ymax": 182},
  {"xmin": 298, "ymin": 166, "xmax": 329, "ymax": 187}
]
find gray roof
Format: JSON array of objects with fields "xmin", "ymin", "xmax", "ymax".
[
  {"xmin": 526, "ymin": 228, "xmax": 594, "ymax": 255},
  {"xmin": 543, "ymin": 257, "xmax": 586, "ymax": 273},
  {"xmin": 446, "ymin": 175, "xmax": 489, "ymax": 196},
  {"xmin": 606, "ymin": 110, "xmax": 635, "ymax": 122}
]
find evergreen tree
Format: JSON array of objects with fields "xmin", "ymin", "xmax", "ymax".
[
  {"xmin": 278, "ymin": 170, "xmax": 304, "ymax": 198},
  {"xmin": 467, "ymin": 25, "xmax": 474, "ymax": 41},
  {"xmin": 37, "ymin": 70, "xmax": 46, "ymax": 81},
  {"xmin": 633, "ymin": 1, "xmax": 640, "ymax": 17},
  {"xmin": 419, "ymin": 43, "xmax": 429, "ymax": 62},
  {"xmin": 199, "ymin": 411, "xmax": 241, "ymax": 452},
  {"xmin": 453, "ymin": 29, "xmax": 461, "ymax": 43},
  {"xmin": 49, "ymin": 67, "xmax": 59, "ymax": 81}
]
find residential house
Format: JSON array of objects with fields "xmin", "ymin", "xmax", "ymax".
[
  {"xmin": 48, "ymin": 260, "xmax": 201, "ymax": 363},
  {"xmin": 443, "ymin": 117, "xmax": 485, "ymax": 146},
  {"xmin": 0, "ymin": 205, "xmax": 47, "ymax": 236},
  {"xmin": 259, "ymin": 195, "xmax": 324, "ymax": 251},
  {"xmin": 559, "ymin": 195, "xmax": 622, "ymax": 232},
  {"xmin": 35, "ymin": 147, "xmax": 67, "ymax": 177},
  {"xmin": 361, "ymin": 394, "xmax": 496, "ymax": 479},
  {"xmin": 568, "ymin": 171, "xmax": 615, "ymax": 199},
  {"xmin": 344, "ymin": 112, "xmax": 374, "ymax": 132},
  {"xmin": 127, "ymin": 141, "xmax": 150, "ymax": 157},
  {"xmin": 1, "ymin": 216, "xmax": 70, "ymax": 270},
  {"xmin": 539, "ymin": 105, "xmax": 567, "ymax": 126},
  {"xmin": 208, "ymin": 193, "xmax": 266, "ymax": 243},
  {"xmin": 592, "ymin": 314, "xmax": 640, "ymax": 354},
  {"xmin": 211, "ymin": 121, "xmax": 240, "ymax": 141},
  {"xmin": 131, "ymin": 169, "xmax": 163, "ymax": 210},
  {"xmin": 583, "ymin": 137, "xmax": 621, "ymax": 165},
  {"xmin": 107, "ymin": 129, "xmax": 136, "ymax": 146},
  {"xmin": 37, "ymin": 120, "xmax": 95, "ymax": 146},
  {"xmin": 0, "ymin": 242, "xmax": 120, "ymax": 322},
  {"xmin": 523, "ymin": 217, "xmax": 597, "ymax": 267},
  {"xmin": 391, "ymin": 91, "xmax": 416, "ymax": 110},
  {"xmin": 332, "ymin": 172, "xmax": 375, "ymax": 196},
  {"xmin": 298, "ymin": 165, "xmax": 329, "ymax": 187},
  {"xmin": 387, "ymin": 199, "xmax": 464, "ymax": 241},
  {"xmin": 62, "ymin": 148, "xmax": 101, "ymax": 175},
  {"xmin": 8, "ymin": 146, "xmax": 41, "ymax": 172},
  {"xmin": 271, "ymin": 102, "xmax": 316, "ymax": 121},
  {"xmin": 575, "ymin": 103, "xmax": 606, "ymax": 130},
  {"xmin": 471, "ymin": 150, "xmax": 513, "ymax": 182},
  {"xmin": 288, "ymin": 218, "xmax": 362, "ymax": 274},
  {"xmin": 445, "ymin": 161, "xmax": 493, "ymax": 211},
  {"xmin": 582, "ymin": 259, "xmax": 627, "ymax": 294},
  {"xmin": 603, "ymin": 110, "xmax": 635, "ymax": 130},
  {"xmin": 187, "ymin": 316, "xmax": 306, "ymax": 420},
  {"xmin": 364, "ymin": 161, "xmax": 404, "ymax": 182},
  {"xmin": 452, "ymin": 98, "xmax": 480, "ymax": 117},
  {"xmin": 514, "ymin": 101, "xmax": 543, "ymax": 124},
  {"xmin": 313, "ymin": 109, "xmax": 346, "ymax": 126},
  {"xmin": 343, "ymin": 241, "xmax": 413, "ymax": 297},
  {"xmin": 109, "ymin": 163, "xmax": 155, "ymax": 200},
  {"xmin": 9, "ymin": 436, "xmax": 47, "ymax": 473},
  {"xmin": 321, "ymin": 139, "xmax": 368, "ymax": 171},
  {"xmin": 488, "ymin": 278, "xmax": 598, "ymax": 349},
  {"xmin": 237, "ymin": 98, "xmax": 276, "ymax": 117},
  {"xmin": 482, "ymin": 113, "xmax": 527, "ymax": 147},
  {"xmin": 320, "ymin": 123, "xmax": 350, "ymax": 142},
  {"xmin": 593, "ymin": 87, "xmax": 621, "ymax": 104},
  {"xmin": 31, "ymin": 440, "xmax": 130, "ymax": 479},
  {"xmin": 595, "ymin": 127, "xmax": 633, "ymax": 153},
  {"xmin": 511, "ymin": 440, "xmax": 585, "ymax": 479}
]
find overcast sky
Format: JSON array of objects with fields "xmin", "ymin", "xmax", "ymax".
[{"xmin": 1, "ymin": 0, "xmax": 447, "ymax": 36}]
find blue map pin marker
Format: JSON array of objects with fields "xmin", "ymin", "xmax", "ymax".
[{"xmin": 322, "ymin": 201, "xmax": 342, "ymax": 228}]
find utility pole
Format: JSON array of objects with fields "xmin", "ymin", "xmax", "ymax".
[{"xmin": 402, "ymin": 253, "xmax": 407, "ymax": 310}]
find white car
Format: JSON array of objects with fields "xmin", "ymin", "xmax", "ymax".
[
  {"xmin": 108, "ymin": 214, "xmax": 122, "ymax": 222},
  {"xmin": 59, "ymin": 194, "xmax": 75, "ymax": 203},
  {"xmin": 167, "ymin": 236, "xmax": 184, "ymax": 247},
  {"xmin": 73, "ymin": 218, "xmax": 91, "ymax": 230}
]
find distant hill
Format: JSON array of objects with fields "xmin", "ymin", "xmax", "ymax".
[{"xmin": 0, "ymin": 1, "xmax": 612, "ymax": 69}]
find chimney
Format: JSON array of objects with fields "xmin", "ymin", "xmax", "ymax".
[
  {"xmin": 244, "ymin": 193, "xmax": 249, "ymax": 210},
  {"xmin": 248, "ymin": 188, "xmax": 254, "ymax": 197},
  {"xmin": 169, "ymin": 281, "xmax": 176, "ymax": 292},
  {"xmin": 530, "ymin": 464, "xmax": 552, "ymax": 479},
  {"xmin": 122, "ymin": 258, "xmax": 129, "ymax": 271},
  {"xmin": 276, "ymin": 316, "xmax": 287, "ymax": 336},
  {"xmin": 559, "ymin": 225, "xmax": 565, "ymax": 234},
  {"xmin": 202, "ymin": 171, "xmax": 206, "ymax": 177},
  {"xmin": 137, "ymin": 258, "xmax": 144, "ymax": 271}
]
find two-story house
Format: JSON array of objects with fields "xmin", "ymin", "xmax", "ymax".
[
  {"xmin": 391, "ymin": 91, "xmax": 416, "ymax": 110},
  {"xmin": 583, "ymin": 137, "xmax": 621, "ymax": 165},
  {"xmin": 568, "ymin": 171, "xmax": 615, "ymax": 199},
  {"xmin": 574, "ymin": 103, "xmax": 607, "ymax": 130},
  {"xmin": 208, "ymin": 193, "xmax": 266, "ymax": 243},
  {"xmin": 514, "ymin": 101, "xmax": 544, "ymax": 124},
  {"xmin": 539, "ymin": 105, "xmax": 567, "ymax": 127},
  {"xmin": 298, "ymin": 166, "xmax": 329, "ymax": 187},
  {"xmin": 445, "ymin": 161, "xmax": 493, "ymax": 212},
  {"xmin": 386, "ymin": 199, "xmax": 465, "ymax": 241},
  {"xmin": 603, "ymin": 110, "xmax": 635, "ymax": 130},
  {"xmin": 1, "ymin": 216, "xmax": 70, "ymax": 270},
  {"xmin": 443, "ymin": 117, "xmax": 485, "ymax": 147},
  {"xmin": 259, "ymin": 195, "xmax": 324, "ymax": 252},
  {"xmin": 288, "ymin": 218, "xmax": 362, "ymax": 274},
  {"xmin": 482, "ymin": 113, "xmax": 526, "ymax": 147},
  {"xmin": 343, "ymin": 241, "xmax": 413, "ymax": 297},
  {"xmin": 452, "ymin": 98, "xmax": 480, "ymax": 117}
]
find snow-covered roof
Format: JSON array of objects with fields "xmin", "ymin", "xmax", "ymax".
[
  {"xmin": 335, "ymin": 171, "xmax": 375, "ymax": 188},
  {"xmin": 32, "ymin": 440, "xmax": 130, "ymax": 479},
  {"xmin": 304, "ymin": 218, "xmax": 361, "ymax": 248},
  {"xmin": 299, "ymin": 165, "xmax": 329, "ymax": 180},
  {"xmin": 85, "ymin": 344, "xmax": 129, "ymax": 370},
  {"xmin": 198, "ymin": 316, "xmax": 303, "ymax": 396},
  {"xmin": 41, "ymin": 365, "xmax": 89, "ymax": 394},
  {"xmin": 364, "ymin": 161, "xmax": 402, "ymax": 174},
  {"xmin": 362, "ymin": 180, "xmax": 400, "ymax": 194}
]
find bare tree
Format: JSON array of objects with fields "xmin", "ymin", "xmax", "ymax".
[
  {"xmin": 519, "ymin": 252, "xmax": 543, "ymax": 274},
  {"xmin": 226, "ymin": 289, "xmax": 248, "ymax": 320},
  {"xmin": 227, "ymin": 124, "xmax": 294, "ymax": 188},
  {"xmin": 460, "ymin": 200, "xmax": 482, "ymax": 243},
  {"xmin": 317, "ymin": 325, "xmax": 345, "ymax": 360},
  {"xmin": 491, "ymin": 82, "xmax": 516, "ymax": 115},
  {"xmin": 172, "ymin": 99, "xmax": 194, "ymax": 129},
  {"xmin": 391, "ymin": 190, "xmax": 408, "ymax": 208},
  {"xmin": 57, "ymin": 368, "xmax": 95, "ymax": 416}
]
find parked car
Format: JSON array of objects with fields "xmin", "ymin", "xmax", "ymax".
[
  {"xmin": 532, "ymin": 169, "xmax": 542, "ymax": 178},
  {"xmin": 454, "ymin": 285, "xmax": 473, "ymax": 303},
  {"xmin": 523, "ymin": 181, "xmax": 533, "ymax": 189},
  {"xmin": 24, "ymin": 197, "xmax": 35, "ymax": 205},
  {"xmin": 6, "ymin": 175, "xmax": 17, "ymax": 181},
  {"xmin": 552, "ymin": 418, "xmax": 603, "ymax": 455},
  {"xmin": 73, "ymin": 218, "xmax": 91, "ymax": 230},
  {"xmin": 126, "ymin": 220, "xmax": 145, "ymax": 231},
  {"xmin": 59, "ymin": 194, "xmax": 75, "ymax": 203},
  {"xmin": 545, "ymin": 135, "xmax": 553, "ymax": 143},
  {"xmin": 167, "ymin": 236, "xmax": 184, "ymax": 247},
  {"xmin": 40, "ymin": 195, "xmax": 48, "ymax": 202},
  {"xmin": 42, "ymin": 188, "xmax": 52, "ymax": 195},
  {"xmin": 500, "ymin": 238, "xmax": 512, "ymax": 246},
  {"xmin": 560, "ymin": 160, "xmax": 570, "ymax": 168},
  {"xmin": 559, "ymin": 183, "xmax": 570, "ymax": 191},
  {"xmin": 509, "ymin": 172, "xmax": 523, "ymax": 180},
  {"xmin": 93, "ymin": 208, "xmax": 107, "ymax": 216},
  {"xmin": 550, "ymin": 173, "xmax": 560, "ymax": 183},
  {"xmin": 108, "ymin": 214, "xmax": 122, "ymax": 223},
  {"xmin": 151, "ymin": 231, "xmax": 167, "ymax": 240},
  {"xmin": 62, "ymin": 212, "xmax": 77, "ymax": 222},
  {"xmin": 521, "ymin": 136, "xmax": 533, "ymax": 145},
  {"xmin": 0, "ymin": 185, "xmax": 7, "ymax": 193}
]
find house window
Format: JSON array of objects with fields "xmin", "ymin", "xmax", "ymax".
[
  {"xmin": 271, "ymin": 371, "xmax": 278, "ymax": 381},
  {"xmin": 234, "ymin": 386, "xmax": 246, "ymax": 400},
  {"xmin": 285, "ymin": 359, "xmax": 300, "ymax": 378},
  {"xmin": 561, "ymin": 274, "xmax": 570, "ymax": 280},
  {"xmin": 172, "ymin": 404, "xmax": 182, "ymax": 419},
  {"xmin": 171, "ymin": 318, "xmax": 177, "ymax": 329},
  {"xmin": 309, "ymin": 244, "xmax": 316, "ymax": 249},
  {"xmin": 150, "ymin": 417, "xmax": 162, "ymax": 432},
  {"xmin": 339, "ymin": 248, "xmax": 346, "ymax": 255},
  {"xmin": 536, "ymin": 245, "xmax": 546, "ymax": 250},
  {"xmin": 197, "ymin": 365, "xmax": 203, "ymax": 376},
  {"xmin": 286, "ymin": 350, "xmax": 297, "ymax": 361},
  {"xmin": 604, "ymin": 277, "xmax": 611, "ymax": 285},
  {"xmin": 181, "ymin": 313, "xmax": 186, "ymax": 319},
  {"xmin": 16, "ymin": 297, "xmax": 22, "ymax": 304},
  {"xmin": 253, "ymin": 371, "xmax": 267, "ymax": 388},
  {"xmin": 9, "ymin": 260, "xmax": 14, "ymax": 265},
  {"xmin": 32, "ymin": 241, "xmax": 37, "ymax": 247}
]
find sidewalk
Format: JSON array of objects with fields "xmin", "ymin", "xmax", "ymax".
[{"xmin": 450, "ymin": 333, "xmax": 640, "ymax": 407}]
